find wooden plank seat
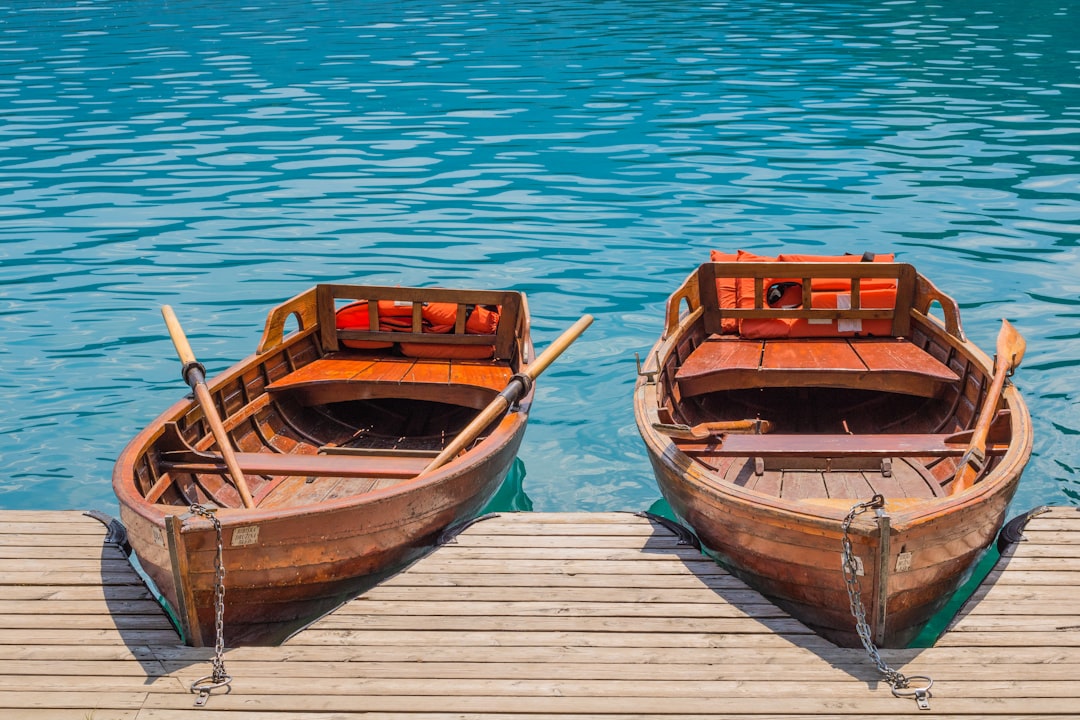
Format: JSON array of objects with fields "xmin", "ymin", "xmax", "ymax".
[
  {"xmin": 160, "ymin": 449, "xmax": 432, "ymax": 480},
  {"xmin": 266, "ymin": 352, "xmax": 514, "ymax": 410},
  {"xmin": 691, "ymin": 432, "xmax": 1010, "ymax": 459},
  {"xmin": 675, "ymin": 336, "xmax": 959, "ymax": 398}
]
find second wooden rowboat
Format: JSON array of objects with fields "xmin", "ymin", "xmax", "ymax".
[
  {"xmin": 114, "ymin": 283, "xmax": 589, "ymax": 646},
  {"xmin": 634, "ymin": 255, "xmax": 1032, "ymax": 647}
]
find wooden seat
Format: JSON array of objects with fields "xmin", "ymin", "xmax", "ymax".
[
  {"xmin": 675, "ymin": 336, "xmax": 958, "ymax": 398},
  {"xmin": 266, "ymin": 352, "xmax": 514, "ymax": 410},
  {"xmin": 160, "ymin": 449, "xmax": 432, "ymax": 480},
  {"xmin": 694, "ymin": 432, "xmax": 1008, "ymax": 459}
]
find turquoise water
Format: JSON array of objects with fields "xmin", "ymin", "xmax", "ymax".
[{"xmin": 1, "ymin": 0, "xmax": 1078, "ymax": 522}]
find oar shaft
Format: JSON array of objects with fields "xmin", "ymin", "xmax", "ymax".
[
  {"xmin": 162, "ymin": 305, "xmax": 256, "ymax": 509},
  {"xmin": 423, "ymin": 314, "xmax": 594, "ymax": 474},
  {"xmin": 521, "ymin": 314, "xmax": 595, "ymax": 381},
  {"xmin": 951, "ymin": 319, "xmax": 1025, "ymax": 495}
]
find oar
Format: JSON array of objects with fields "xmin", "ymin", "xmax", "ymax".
[
  {"xmin": 652, "ymin": 419, "xmax": 773, "ymax": 440},
  {"xmin": 162, "ymin": 305, "xmax": 256, "ymax": 509},
  {"xmin": 422, "ymin": 314, "xmax": 594, "ymax": 474},
  {"xmin": 950, "ymin": 319, "xmax": 1026, "ymax": 495}
]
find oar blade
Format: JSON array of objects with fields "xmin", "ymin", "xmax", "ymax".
[{"xmin": 997, "ymin": 318, "xmax": 1026, "ymax": 372}]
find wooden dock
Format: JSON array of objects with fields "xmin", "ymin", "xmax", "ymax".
[{"xmin": 1, "ymin": 507, "xmax": 1078, "ymax": 719}]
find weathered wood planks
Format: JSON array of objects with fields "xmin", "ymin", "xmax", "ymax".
[{"xmin": 1, "ymin": 507, "xmax": 1079, "ymax": 718}]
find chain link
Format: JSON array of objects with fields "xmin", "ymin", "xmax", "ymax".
[
  {"xmin": 841, "ymin": 495, "xmax": 933, "ymax": 710},
  {"xmin": 188, "ymin": 503, "xmax": 232, "ymax": 707}
]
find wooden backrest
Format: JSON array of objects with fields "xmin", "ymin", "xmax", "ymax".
[
  {"xmin": 315, "ymin": 284, "xmax": 525, "ymax": 361},
  {"xmin": 697, "ymin": 261, "xmax": 919, "ymax": 338}
]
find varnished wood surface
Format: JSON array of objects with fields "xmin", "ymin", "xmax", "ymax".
[
  {"xmin": 265, "ymin": 352, "xmax": 514, "ymax": 409},
  {"xmin": 2, "ymin": 507, "xmax": 1079, "ymax": 718},
  {"xmin": 676, "ymin": 335, "xmax": 959, "ymax": 398}
]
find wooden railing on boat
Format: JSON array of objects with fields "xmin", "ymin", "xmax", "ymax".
[
  {"xmin": 257, "ymin": 284, "xmax": 529, "ymax": 361},
  {"xmin": 255, "ymin": 284, "xmax": 527, "ymax": 409},
  {"xmin": 665, "ymin": 262, "xmax": 965, "ymax": 399}
]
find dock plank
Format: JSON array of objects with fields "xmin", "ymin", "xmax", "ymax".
[{"xmin": 0, "ymin": 507, "xmax": 1079, "ymax": 718}]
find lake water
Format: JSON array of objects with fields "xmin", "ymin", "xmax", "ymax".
[{"xmin": 1, "ymin": 0, "xmax": 1078, "ymax": 522}]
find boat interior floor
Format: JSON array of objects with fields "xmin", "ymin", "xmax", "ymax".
[
  {"xmin": 679, "ymin": 449, "xmax": 945, "ymax": 503},
  {"xmin": 668, "ymin": 387, "xmax": 969, "ymax": 504},
  {"xmin": 157, "ymin": 390, "xmax": 496, "ymax": 511}
]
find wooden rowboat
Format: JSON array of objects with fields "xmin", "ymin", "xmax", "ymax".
[
  {"xmin": 634, "ymin": 256, "xmax": 1032, "ymax": 647},
  {"xmin": 114, "ymin": 283, "xmax": 589, "ymax": 646}
]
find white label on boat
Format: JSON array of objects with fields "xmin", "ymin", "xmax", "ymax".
[
  {"xmin": 835, "ymin": 294, "xmax": 862, "ymax": 333},
  {"xmin": 851, "ymin": 555, "xmax": 865, "ymax": 576},
  {"xmin": 231, "ymin": 526, "xmax": 260, "ymax": 546},
  {"xmin": 895, "ymin": 551, "xmax": 913, "ymax": 572},
  {"xmin": 152, "ymin": 525, "xmax": 165, "ymax": 547}
]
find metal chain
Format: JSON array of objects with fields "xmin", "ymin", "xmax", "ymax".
[
  {"xmin": 841, "ymin": 495, "xmax": 933, "ymax": 710},
  {"xmin": 188, "ymin": 503, "xmax": 232, "ymax": 707}
]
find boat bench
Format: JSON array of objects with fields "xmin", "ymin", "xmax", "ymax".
[
  {"xmin": 160, "ymin": 447, "xmax": 432, "ymax": 481},
  {"xmin": 266, "ymin": 352, "xmax": 514, "ymax": 410},
  {"xmin": 666, "ymin": 261, "xmax": 964, "ymax": 399},
  {"xmin": 674, "ymin": 336, "xmax": 959, "ymax": 398},
  {"xmin": 689, "ymin": 432, "xmax": 1007, "ymax": 458},
  {"xmin": 678, "ymin": 431, "xmax": 1008, "ymax": 479},
  {"xmin": 258, "ymin": 283, "xmax": 525, "ymax": 410}
]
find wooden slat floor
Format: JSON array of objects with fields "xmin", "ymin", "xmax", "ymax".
[{"xmin": 1, "ymin": 506, "xmax": 1078, "ymax": 719}]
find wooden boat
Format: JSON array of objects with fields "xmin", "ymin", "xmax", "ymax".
[
  {"xmin": 114, "ymin": 283, "xmax": 589, "ymax": 647},
  {"xmin": 634, "ymin": 254, "xmax": 1032, "ymax": 647}
]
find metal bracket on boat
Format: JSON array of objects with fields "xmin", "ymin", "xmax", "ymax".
[
  {"xmin": 635, "ymin": 352, "xmax": 657, "ymax": 384},
  {"xmin": 504, "ymin": 372, "xmax": 533, "ymax": 411}
]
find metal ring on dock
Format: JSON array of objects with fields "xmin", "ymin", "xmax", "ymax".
[
  {"xmin": 191, "ymin": 674, "xmax": 232, "ymax": 694},
  {"xmin": 890, "ymin": 674, "xmax": 933, "ymax": 699}
]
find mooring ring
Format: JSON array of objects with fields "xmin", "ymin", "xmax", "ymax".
[
  {"xmin": 191, "ymin": 674, "xmax": 232, "ymax": 694},
  {"xmin": 891, "ymin": 675, "xmax": 933, "ymax": 698}
]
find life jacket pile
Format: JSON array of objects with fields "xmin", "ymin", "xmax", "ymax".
[
  {"xmin": 710, "ymin": 249, "xmax": 898, "ymax": 339},
  {"xmin": 335, "ymin": 300, "xmax": 501, "ymax": 359}
]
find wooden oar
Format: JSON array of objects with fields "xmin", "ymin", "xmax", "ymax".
[
  {"xmin": 162, "ymin": 305, "xmax": 256, "ymax": 509},
  {"xmin": 950, "ymin": 319, "xmax": 1026, "ymax": 495},
  {"xmin": 422, "ymin": 314, "xmax": 594, "ymax": 474},
  {"xmin": 652, "ymin": 419, "xmax": 773, "ymax": 440}
]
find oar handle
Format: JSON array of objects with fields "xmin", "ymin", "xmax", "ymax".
[
  {"xmin": 162, "ymin": 305, "xmax": 198, "ymax": 368},
  {"xmin": 162, "ymin": 306, "xmax": 256, "ymax": 509},
  {"xmin": 422, "ymin": 314, "xmax": 594, "ymax": 474}
]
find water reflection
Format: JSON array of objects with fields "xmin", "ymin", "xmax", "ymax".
[{"xmin": 0, "ymin": 0, "xmax": 1077, "ymax": 514}]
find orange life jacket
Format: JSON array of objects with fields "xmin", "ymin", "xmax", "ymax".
[
  {"xmin": 335, "ymin": 300, "xmax": 413, "ymax": 349},
  {"xmin": 711, "ymin": 251, "xmax": 898, "ymax": 339},
  {"xmin": 336, "ymin": 301, "xmax": 502, "ymax": 358},
  {"xmin": 399, "ymin": 303, "xmax": 501, "ymax": 359}
]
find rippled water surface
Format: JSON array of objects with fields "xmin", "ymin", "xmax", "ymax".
[{"xmin": 1, "ymin": 0, "xmax": 1078, "ymax": 518}]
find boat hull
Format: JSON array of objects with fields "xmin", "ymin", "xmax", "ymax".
[
  {"xmin": 118, "ymin": 419, "xmax": 523, "ymax": 646},
  {"xmin": 640, "ymin": 443, "xmax": 1020, "ymax": 646},
  {"xmin": 635, "ymin": 260, "xmax": 1032, "ymax": 647}
]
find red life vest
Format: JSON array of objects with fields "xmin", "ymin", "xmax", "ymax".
[
  {"xmin": 335, "ymin": 300, "xmax": 413, "ymax": 349},
  {"xmin": 711, "ymin": 250, "xmax": 898, "ymax": 339},
  {"xmin": 335, "ymin": 301, "xmax": 502, "ymax": 358}
]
